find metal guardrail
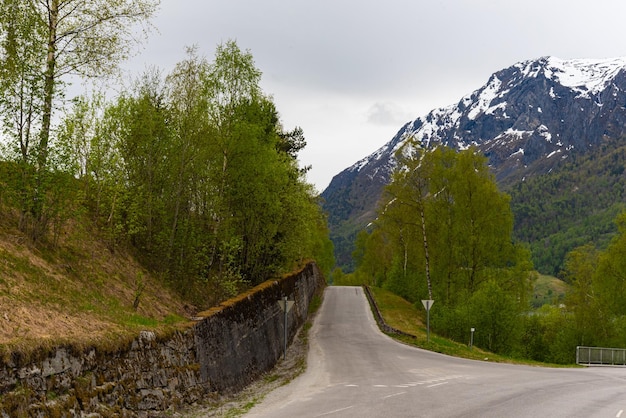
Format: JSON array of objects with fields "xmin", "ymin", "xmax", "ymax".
[{"xmin": 576, "ymin": 346, "xmax": 626, "ymax": 366}]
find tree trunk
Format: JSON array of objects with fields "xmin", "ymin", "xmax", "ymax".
[
  {"xmin": 31, "ymin": 0, "xmax": 58, "ymax": 238},
  {"xmin": 420, "ymin": 203, "xmax": 433, "ymax": 300},
  {"xmin": 38, "ymin": 0, "xmax": 57, "ymax": 170}
]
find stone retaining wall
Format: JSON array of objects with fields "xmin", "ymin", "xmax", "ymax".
[
  {"xmin": 363, "ymin": 285, "xmax": 416, "ymax": 339},
  {"xmin": 0, "ymin": 262, "xmax": 324, "ymax": 417}
]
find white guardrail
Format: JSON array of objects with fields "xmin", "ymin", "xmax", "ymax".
[{"xmin": 576, "ymin": 346, "xmax": 626, "ymax": 366}]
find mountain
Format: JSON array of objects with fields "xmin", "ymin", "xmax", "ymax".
[{"xmin": 322, "ymin": 56, "xmax": 626, "ymax": 273}]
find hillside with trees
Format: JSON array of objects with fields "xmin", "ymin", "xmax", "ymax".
[
  {"xmin": 349, "ymin": 141, "xmax": 626, "ymax": 363},
  {"xmin": 351, "ymin": 142, "xmax": 535, "ymax": 354},
  {"xmin": 0, "ymin": 0, "xmax": 333, "ymax": 356},
  {"xmin": 507, "ymin": 137, "xmax": 626, "ymax": 276},
  {"xmin": 0, "ymin": 39, "xmax": 333, "ymax": 305},
  {"xmin": 322, "ymin": 57, "xmax": 626, "ymax": 279},
  {"xmin": 46, "ymin": 43, "xmax": 334, "ymax": 303}
]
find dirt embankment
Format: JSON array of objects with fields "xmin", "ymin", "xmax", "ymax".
[{"xmin": 0, "ymin": 213, "xmax": 190, "ymax": 359}]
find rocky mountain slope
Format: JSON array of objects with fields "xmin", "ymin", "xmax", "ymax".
[{"xmin": 322, "ymin": 56, "xmax": 626, "ymax": 271}]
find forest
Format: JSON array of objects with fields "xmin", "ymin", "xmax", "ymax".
[
  {"xmin": 348, "ymin": 140, "xmax": 626, "ymax": 363},
  {"xmin": 508, "ymin": 140, "xmax": 626, "ymax": 276},
  {"xmin": 0, "ymin": 1, "xmax": 333, "ymax": 309}
]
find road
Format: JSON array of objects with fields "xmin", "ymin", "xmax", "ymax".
[{"xmin": 246, "ymin": 286, "xmax": 626, "ymax": 418}]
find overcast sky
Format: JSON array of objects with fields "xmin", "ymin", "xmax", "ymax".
[{"xmin": 117, "ymin": 0, "xmax": 626, "ymax": 192}]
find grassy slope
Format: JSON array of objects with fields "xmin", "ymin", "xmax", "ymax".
[
  {"xmin": 0, "ymin": 209, "xmax": 191, "ymax": 361},
  {"xmin": 531, "ymin": 273, "xmax": 569, "ymax": 308},
  {"xmin": 368, "ymin": 286, "xmax": 498, "ymax": 362},
  {"xmin": 369, "ymin": 286, "xmax": 571, "ymax": 366}
]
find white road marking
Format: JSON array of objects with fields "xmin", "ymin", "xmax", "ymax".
[
  {"xmin": 345, "ymin": 384, "xmax": 359, "ymax": 387},
  {"xmin": 616, "ymin": 410, "xmax": 623, "ymax": 418},
  {"xmin": 382, "ymin": 391, "xmax": 407, "ymax": 399},
  {"xmin": 427, "ymin": 381, "xmax": 449, "ymax": 388},
  {"xmin": 374, "ymin": 384, "xmax": 388, "ymax": 387},
  {"xmin": 315, "ymin": 405, "xmax": 354, "ymax": 417}
]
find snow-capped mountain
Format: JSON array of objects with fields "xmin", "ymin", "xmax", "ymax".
[{"xmin": 322, "ymin": 56, "xmax": 626, "ymax": 268}]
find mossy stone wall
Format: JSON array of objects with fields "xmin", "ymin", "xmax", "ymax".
[{"xmin": 0, "ymin": 262, "xmax": 324, "ymax": 416}]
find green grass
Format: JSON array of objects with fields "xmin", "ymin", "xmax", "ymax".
[
  {"xmin": 163, "ymin": 313, "xmax": 186, "ymax": 325},
  {"xmin": 531, "ymin": 274, "xmax": 569, "ymax": 308},
  {"xmin": 308, "ymin": 294, "xmax": 322, "ymax": 314},
  {"xmin": 122, "ymin": 314, "xmax": 159, "ymax": 327},
  {"xmin": 224, "ymin": 399, "xmax": 260, "ymax": 418},
  {"xmin": 369, "ymin": 286, "xmax": 571, "ymax": 366}
]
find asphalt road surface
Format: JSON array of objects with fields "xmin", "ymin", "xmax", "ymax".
[{"xmin": 246, "ymin": 286, "xmax": 626, "ymax": 418}]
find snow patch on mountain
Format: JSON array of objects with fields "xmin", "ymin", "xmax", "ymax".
[
  {"xmin": 542, "ymin": 57, "xmax": 626, "ymax": 97},
  {"xmin": 322, "ymin": 55, "xmax": 626, "ymax": 272},
  {"xmin": 347, "ymin": 55, "xmax": 626, "ymax": 179},
  {"xmin": 468, "ymin": 75, "xmax": 504, "ymax": 120}
]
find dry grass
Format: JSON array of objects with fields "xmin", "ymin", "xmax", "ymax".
[{"xmin": 0, "ymin": 209, "xmax": 191, "ymax": 360}]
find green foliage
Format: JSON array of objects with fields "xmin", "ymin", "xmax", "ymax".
[
  {"xmin": 383, "ymin": 256, "xmax": 422, "ymax": 302},
  {"xmin": 513, "ymin": 211, "xmax": 626, "ymax": 364},
  {"xmin": 595, "ymin": 213, "xmax": 626, "ymax": 317},
  {"xmin": 331, "ymin": 267, "xmax": 373, "ymax": 287},
  {"xmin": 329, "ymin": 220, "xmax": 361, "ymax": 272},
  {"xmin": 531, "ymin": 274, "xmax": 567, "ymax": 309},
  {"xmin": 0, "ymin": 0, "xmax": 158, "ymax": 241},
  {"xmin": 466, "ymin": 280, "xmax": 522, "ymax": 354},
  {"xmin": 356, "ymin": 144, "xmax": 535, "ymax": 356},
  {"xmin": 25, "ymin": 41, "xmax": 333, "ymax": 307},
  {"xmin": 508, "ymin": 142, "xmax": 626, "ymax": 275}
]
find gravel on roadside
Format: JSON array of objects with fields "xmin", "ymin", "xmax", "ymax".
[{"xmin": 172, "ymin": 318, "xmax": 311, "ymax": 417}]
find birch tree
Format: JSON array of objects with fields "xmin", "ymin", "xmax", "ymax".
[
  {"xmin": 0, "ymin": 0, "xmax": 158, "ymax": 239},
  {"xmin": 384, "ymin": 139, "xmax": 435, "ymax": 300}
]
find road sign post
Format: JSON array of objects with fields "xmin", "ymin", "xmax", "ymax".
[
  {"xmin": 278, "ymin": 296, "xmax": 294, "ymax": 359},
  {"xmin": 470, "ymin": 327, "xmax": 475, "ymax": 350},
  {"xmin": 421, "ymin": 299, "xmax": 434, "ymax": 343}
]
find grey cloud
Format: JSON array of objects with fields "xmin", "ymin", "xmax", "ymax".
[{"xmin": 366, "ymin": 102, "xmax": 412, "ymax": 126}]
